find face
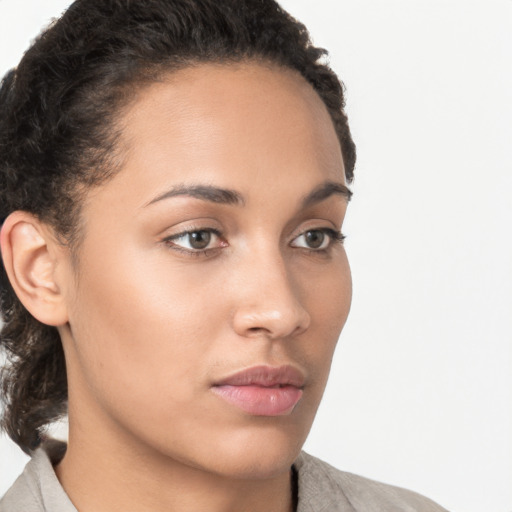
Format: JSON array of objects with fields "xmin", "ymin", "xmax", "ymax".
[{"xmin": 58, "ymin": 62, "xmax": 352, "ymax": 479}]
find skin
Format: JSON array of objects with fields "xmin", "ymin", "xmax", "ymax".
[{"xmin": 1, "ymin": 62, "xmax": 352, "ymax": 512}]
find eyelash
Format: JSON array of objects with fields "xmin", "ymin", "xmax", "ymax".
[
  {"xmin": 162, "ymin": 227, "xmax": 346, "ymax": 256},
  {"xmin": 162, "ymin": 227, "xmax": 224, "ymax": 257}
]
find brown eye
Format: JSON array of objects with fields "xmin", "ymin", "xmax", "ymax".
[
  {"xmin": 291, "ymin": 228, "xmax": 344, "ymax": 251},
  {"xmin": 304, "ymin": 230, "xmax": 326, "ymax": 249},
  {"xmin": 165, "ymin": 228, "xmax": 224, "ymax": 253},
  {"xmin": 188, "ymin": 231, "xmax": 211, "ymax": 249}
]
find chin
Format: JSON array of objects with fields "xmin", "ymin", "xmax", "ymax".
[{"xmin": 196, "ymin": 421, "xmax": 309, "ymax": 480}]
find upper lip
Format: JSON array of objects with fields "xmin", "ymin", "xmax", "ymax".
[{"xmin": 213, "ymin": 365, "xmax": 305, "ymax": 388}]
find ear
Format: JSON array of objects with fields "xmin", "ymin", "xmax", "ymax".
[{"xmin": 0, "ymin": 211, "xmax": 69, "ymax": 326}]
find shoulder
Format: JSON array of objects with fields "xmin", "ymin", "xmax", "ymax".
[
  {"xmin": 0, "ymin": 440, "xmax": 75, "ymax": 512},
  {"xmin": 0, "ymin": 470, "xmax": 41, "ymax": 512},
  {"xmin": 294, "ymin": 451, "xmax": 449, "ymax": 512}
]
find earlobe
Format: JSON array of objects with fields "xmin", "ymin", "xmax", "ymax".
[{"xmin": 0, "ymin": 211, "xmax": 69, "ymax": 327}]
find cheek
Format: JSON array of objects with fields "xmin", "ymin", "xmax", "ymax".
[
  {"xmin": 302, "ymin": 250, "xmax": 352, "ymax": 330},
  {"xmin": 297, "ymin": 251, "xmax": 352, "ymax": 378},
  {"xmin": 66, "ymin": 247, "xmax": 227, "ymax": 411}
]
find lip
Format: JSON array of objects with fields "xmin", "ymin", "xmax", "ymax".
[{"xmin": 211, "ymin": 365, "xmax": 305, "ymax": 416}]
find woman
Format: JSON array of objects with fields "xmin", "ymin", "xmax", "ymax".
[{"xmin": 0, "ymin": 1, "xmax": 447, "ymax": 510}]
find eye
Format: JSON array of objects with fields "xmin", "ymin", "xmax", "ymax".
[
  {"xmin": 291, "ymin": 228, "xmax": 344, "ymax": 250},
  {"xmin": 163, "ymin": 228, "xmax": 225, "ymax": 252}
]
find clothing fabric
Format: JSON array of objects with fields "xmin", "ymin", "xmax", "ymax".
[{"xmin": 1, "ymin": 441, "xmax": 448, "ymax": 512}]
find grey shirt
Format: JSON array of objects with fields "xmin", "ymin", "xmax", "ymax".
[{"xmin": 1, "ymin": 441, "xmax": 448, "ymax": 512}]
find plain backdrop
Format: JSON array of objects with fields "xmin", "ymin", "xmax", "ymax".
[{"xmin": 0, "ymin": 1, "xmax": 511, "ymax": 511}]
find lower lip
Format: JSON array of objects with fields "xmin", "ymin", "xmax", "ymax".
[{"xmin": 212, "ymin": 385, "xmax": 303, "ymax": 416}]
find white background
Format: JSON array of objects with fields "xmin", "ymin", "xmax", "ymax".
[{"xmin": 1, "ymin": 1, "xmax": 511, "ymax": 511}]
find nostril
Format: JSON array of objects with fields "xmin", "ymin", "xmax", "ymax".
[
  {"xmin": 232, "ymin": 302, "xmax": 310, "ymax": 340},
  {"xmin": 247, "ymin": 326, "xmax": 267, "ymax": 334}
]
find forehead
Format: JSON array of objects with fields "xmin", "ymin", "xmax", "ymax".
[{"xmin": 84, "ymin": 62, "xmax": 345, "ymax": 214}]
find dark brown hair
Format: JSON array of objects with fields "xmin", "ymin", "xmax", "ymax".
[{"xmin": 0, "ymin": 0, "xmax": 356, "ymax": 454}]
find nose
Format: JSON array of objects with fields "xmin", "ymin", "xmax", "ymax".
[{"xmin": 231, "ymin": 250, "xmax": 311, "ymax": 340}]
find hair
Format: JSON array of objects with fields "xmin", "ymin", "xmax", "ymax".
[{"xmin": 0, "ymin": 0, "xmax": 356, "ymax": 454}]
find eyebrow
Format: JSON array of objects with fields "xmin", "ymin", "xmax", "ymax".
[
  {"xmin": 144, "ymin": 180, "xmax": 352, "ymax": 208},
  {"xmin": 301, "ymin": 181, "xmax": 353, "ymax": 208},
  {"xmin": 145, "ymin": 184, "xmax": 245, "ymax": 207}
]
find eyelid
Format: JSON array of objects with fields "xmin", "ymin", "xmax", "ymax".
[
  {"xmin": 290, "ymin": 227, "xmax": 346, "ymax": 250},
  {"xmin": 162, "ymin": 227, "xmax": 226, "ymax": 253},
  {"xmin": 160, "ymin": 223, "xmax": 345, "ymax": 256}
]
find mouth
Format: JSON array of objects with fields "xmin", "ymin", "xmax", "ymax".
[{"xmin": 211, "ymin": 365, "xmax": 305, "ymax": 416}]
